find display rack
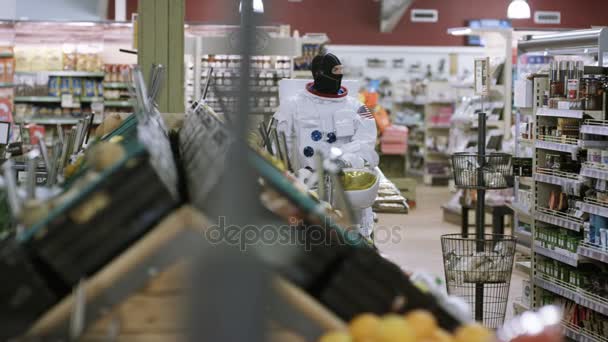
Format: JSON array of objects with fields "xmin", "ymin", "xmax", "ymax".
[
  {"xmin": 447, "ymin": 27, "xmax": 513, "ymax": 140},
  {"xmin": 10, "ymin": 21, "xmax": 136, "ymax": 127},
  {"xmin": 521, "ymin": 28, "xmax": 608, "ymax": 341},
  {"xmin": 184, "ymin": 25, "xmax": 301, "ymax": 124},
  {"xmin": 423, "ymin": 82, "xmax": 453, "ymax": 185}
]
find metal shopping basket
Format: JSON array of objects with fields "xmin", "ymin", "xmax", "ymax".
[
  {"xmin": 451, "ymin": 153, "xmax": 513, "ymax": 190},
  {"xmin": 441, "ymin": 234, "xmax": 516, "ymax": 329}
]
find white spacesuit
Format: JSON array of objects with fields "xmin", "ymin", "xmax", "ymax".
[{"xmin": 274, "ymin": 53, "xmax": 378, "ymax": 238}]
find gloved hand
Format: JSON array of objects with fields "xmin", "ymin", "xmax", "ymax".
[
  {"xmin": 341, "ymin": 153, "xmax": 365, "ymax": 169},
  {"xmin": 295, "ymin": 167, "xmax": 318, "ymax": 188}
]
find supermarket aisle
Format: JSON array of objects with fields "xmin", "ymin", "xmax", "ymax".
[
  {"xmin": 375, "ymin": 185, "xmax": 525, "ymax": 320},
  {"xmin": 375, "ymin": 185, "xmax": 455, "ymax": 276}
]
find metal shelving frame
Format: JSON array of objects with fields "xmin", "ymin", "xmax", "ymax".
[{"xmin": 521, "ymin": 29, "xmax": 608, "ymax": 341}]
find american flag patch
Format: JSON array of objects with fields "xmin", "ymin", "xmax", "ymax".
[{"xmin": 357, "ymin": 105, "xmax": 374, "ymax": 120}]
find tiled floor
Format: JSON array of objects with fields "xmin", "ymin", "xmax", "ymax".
[{"xmin": 375, "ymin": 184, "xmax": 527, "ymax": 321}]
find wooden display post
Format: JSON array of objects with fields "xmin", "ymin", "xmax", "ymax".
[{"xmin": 138, "ymin": 0, "xmax": 185, "ymax": 113}]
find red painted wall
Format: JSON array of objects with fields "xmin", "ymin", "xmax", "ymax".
[{"xmin": 114, "ymin": 0, "xmax": 608, "ymax": 46}]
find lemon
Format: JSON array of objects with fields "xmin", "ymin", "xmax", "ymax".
[
  {"xmin": 454, "ymin": 323, "xmax": 494, "ymax": 342},
  {"xmin": 319, "ymin": 331, "xmax": 352, "ymax": 342},
  {"xmin": 404, "ymin": 310, "xmax": 438, "ymax": 339},
  {"xmin": 376, "ymin": 314, "xmax": 416, "ymax": 342},
  {"xmin": 349, "ymin": 313, "xmax": 380, "ymax": 341}
]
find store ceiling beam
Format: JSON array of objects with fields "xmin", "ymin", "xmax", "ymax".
[{"xmin": 380, "ymin": 0, "xmax": 414, "ymax": 33}]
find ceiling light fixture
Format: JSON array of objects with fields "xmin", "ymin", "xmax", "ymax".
[
  {"xmin": 239, "ymin": 0, "xmax": 265, "ymax": 13},
  {"xmin": 507, "ymin": 0, "xmax": 531, "ymax": 19}
]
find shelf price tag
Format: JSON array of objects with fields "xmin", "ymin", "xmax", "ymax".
[
  {"xmin": 61, "ymin": 94, "xmax": 81, "ymax": 109},
  {"xmin": 474, "ymin": 57, "xmax": 491, "ymax": 96}
]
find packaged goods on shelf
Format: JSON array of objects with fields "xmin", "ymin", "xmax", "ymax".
[
  {"xmin": 380, "ymin": 125, "xmax": 408, "ymax": 155},
  {"xmin": 0, "ymin": 47, "xmax": 15, "ymax": 84},
  {"xmin": 103, "ymin": 64, "xmax": 132, "ymax": 83}
]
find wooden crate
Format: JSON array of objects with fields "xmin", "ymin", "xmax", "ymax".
[
  {"xmin": 25, "ymin": 206, "xmax": 206, "ymax": 341},
  {"xmin": 25, "ymin": 206, "xmax": 343, "ymax": 341}
]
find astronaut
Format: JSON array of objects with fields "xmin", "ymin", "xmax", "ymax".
[{"xmin": 274, "ymin": 53, "xmax": 379, "ymax": 239}]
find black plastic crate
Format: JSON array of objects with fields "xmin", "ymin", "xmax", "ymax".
[
  {"xmin": 24, "ymin": 153, "xmax": 178, "ymax": 289},
  {"xmin": 0, "ymin": 241, "xmax": 60, "ymax": 340}
]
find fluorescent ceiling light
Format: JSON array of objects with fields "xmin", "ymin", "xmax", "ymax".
[
  {"xmin": 508, "ymin": 0, "xmax": 531, "ymax": 19},
  {"xmin": 239, "ymin": 0, "xmax": 264, "ymax": 13},
  {"xmin": 448, "ymin": 28, "xmax": 472, "ymax": 36}
]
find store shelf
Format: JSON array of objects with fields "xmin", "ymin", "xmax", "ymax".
[
  {"xmin": 535, "ymin": 138, "xmax": 580, "ymax": 158},
  {"xmin": 578, "ymin": 199, "xmax": 608, "ymax": 218},
  {"xmin": 16, "ymin": 96, "xmax": 109, "ymax": 104},
  {"xmin": 512, "ymin": 301, "xmax": 530, "ymax": 314},
  {"xmin": 560, "ymin": 321, "xmax": 608, "ymax": 342},
  {"xmin": 0, "ymin": 82, "xmax": 14, "ymax": 88},
  {"xmin": 201, "ymin": 66, "xmax": 291, "ymax": 73},
  {"xmin": 14, "ymin": 96, "xmax": 61, "ymax": 103},
  {"xmin": 562, "ymin": 322, "xmax": 579, "ymax": 341},
  {"xmin": 426, "ymin": 150, "xmax": 450, "ymax": 158},
  {"xmin": 581, "ymin": 162, "xmax": 608, "ymax": 180},
  {"xmin": 535, "ymin": 207, "xmax": 584, "ymax": 232},
  {"xmin": 103, "ymin": 82, "xmax": 131, "ymax": 89},
  {"xmin": 515, "ymin": 260, "xmax": 532, "ymax": 274},
  {"xmin": 537, "ymin": 108, "xmax": 585, "ymax": 119},
  {"xmin": 579, "ymin": 140, "xmax": 608, "ymax": 149},
  {"xmin": 16, "ymin": 71, "xmax": 105, "ymax": 77},
  {"xmin": 471, "ymin": 120, "xmax": 505, "ymax": 129},
  {"xmin": 81, "ymin": 97, "xmax": 105, "ymax": 103},
  {"xmin": 581, "ymin": 120, "xmax": 608, "ymax": 136},
  {"xmin": 104, "ymin": 100, "xmax": 134, "ymax": 107},
  {"xmin": 407, "ymin": 168, "xmax": 424, "ymax": 177},
  {"xmin": 517, "ymin": 138, "xmax": 534, "ymax": 146},
  {"xmin": 534, "ymin": 168, "xmax": 584, "ymax": 196},
  {"xmin": 293, "ymin": 70, "xmax": 312, "ymax": 78},
  {"xmin": 516, "ymin": 230, "xmax": 532, "ymax": 249},
  {"xmin": 534, "ymin": 274, "xmax": 580, "ymax": 302},
  {"xmin": 427, "ymin": 123, "xmax": 451, "ymax": 129},
  {"xmin": 535, "ymin": 274, "xmax": 608, "ymax": 317},
  {"xmin": 508, "ymin": 201, "xmax": 533, "ymax": 220},
  {"xmin": 578, "ymin": 242, "xmax": 608, "ymax": 265},
  {"xmin": 519, "ymin": 177, "xmax": 535, "ymax": 187},
  {"xmin": 534, "ymin": 241, "xmax": 579, "ymax": 266},
  {"xmin": 15, "ymin": 116, "xmax": 103, "ymax": 125}
]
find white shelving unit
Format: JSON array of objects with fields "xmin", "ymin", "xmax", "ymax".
[
  {"xmin": 184, "ymin": 27, "xmax": 301, "ymax": 123},
  {"xmin": 422, "ymin": 84, "xmax": 454, "ymax": 186},
  {"xmin": 581, "ymin": 120, "xmax": 608, "ymax": 136},
  {"xmin": 521, "ymin": 28, "xmax": 608, "ymax": 340},
  {"xmin": 581, "ymin": 162, "xmax": 608, "ymax": 180}
]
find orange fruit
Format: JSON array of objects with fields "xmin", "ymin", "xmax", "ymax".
[
  {"xmin": 454, "ymin": 323, "xmax": 494, "ymax": 342},
  {"xmin": 349, "ymin": 313, "xmax": 380, "ymax": 341},
  {"xmin": 376, "ymin": 314, "xmax": 416, "ymax": 342},
  {"xmin": 404, "ymin": 310, "xmax": 438, "ymax": 338}
]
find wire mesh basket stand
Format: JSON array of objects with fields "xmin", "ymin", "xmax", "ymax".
[
  {"xmin": 444, "ymin": 111, "xmax": 516, "ymax": 328},
  {"xmin": 441, "ymin": 234, "xmax": 516, "ymax": 329},
  {"xmin": 452, "ymin": 153, "xmax": 514, "ymax": 190}
]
